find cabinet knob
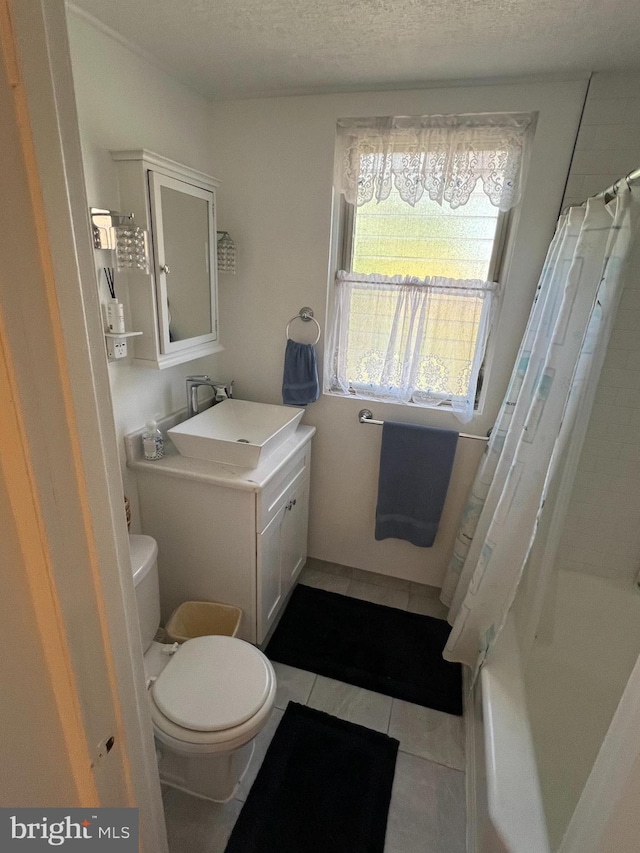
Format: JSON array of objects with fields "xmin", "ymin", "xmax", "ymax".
[{"xmin": 160, "ymin": 263, "xmax": 171, "ymax": 274}]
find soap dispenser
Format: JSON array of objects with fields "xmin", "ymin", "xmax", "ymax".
[{"xmin": 142, "ymin": 420, "xmax": 164, "ymax": 460}]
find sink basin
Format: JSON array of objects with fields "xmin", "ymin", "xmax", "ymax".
[{"xmin": 167, "ymin": 399, "xmax": 304, "ymax": 468}]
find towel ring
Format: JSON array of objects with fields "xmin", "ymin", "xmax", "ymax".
[{"xmin": 285, "ymin": 307, "xmax": 321, "ymax": 344}]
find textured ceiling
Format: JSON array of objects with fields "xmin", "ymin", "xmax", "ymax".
[{"xmin": 69, "ymin": 0, "xmax": 640, "ymax": 99}]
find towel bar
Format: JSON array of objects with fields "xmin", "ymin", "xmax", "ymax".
[{"xmin": 358, "ymin": 409, "xmax": 490, "ymax": 442}]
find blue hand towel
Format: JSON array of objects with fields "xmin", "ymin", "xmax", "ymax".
[
  {"xmin": 375, "ymin": 421, "xmax": 459, "ymax": 548},
  {"xmin": 282, "ymin": 339, "xmax": 320, "ymax": 407}
]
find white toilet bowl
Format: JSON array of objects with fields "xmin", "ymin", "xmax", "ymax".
[{"xmin": 130, "ymin": 534, "xmax": 276, "ymax": 802}]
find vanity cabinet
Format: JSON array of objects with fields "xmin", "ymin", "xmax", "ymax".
[
  {"xmin": 129, "ymin": 426, "xmax": 314, "ymax": 645},
  {"xmin": 112, "ymin": 150, "xmax": 222, "ymax": 369}
]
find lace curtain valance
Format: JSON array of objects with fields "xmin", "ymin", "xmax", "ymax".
[{"xmin": 335, "ymin": 113, "xmax": 536, "ymax": 212}]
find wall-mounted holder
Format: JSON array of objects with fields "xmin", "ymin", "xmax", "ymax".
[
  {"xmin": 93, "ymin": 227, "xmax": 145, "ymax": 361},
  {"xmin": 285, "ymin": 307, "xmax": 321, "ymax": 344},
  {"xmin": 358, "ymin": 408, "xmax": 490, "ymax": 441}
]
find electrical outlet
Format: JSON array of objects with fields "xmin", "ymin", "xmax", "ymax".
[{"xmin": 107, "ymin": 338, "xmax": 127, "ymax": 360}]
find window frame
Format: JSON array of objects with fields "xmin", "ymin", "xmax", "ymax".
[{"xmin": 330, "ymin": 195, "xmax": 511, "ymax": 414}]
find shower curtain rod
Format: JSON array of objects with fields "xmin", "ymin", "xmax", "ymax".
[
  {"xmin": 597, "ymin": 166, "xmax": 640, "ymax": 201},
  {"xmin": 564, "ymin": 166, "xmax": 640, "ymax": 215}
]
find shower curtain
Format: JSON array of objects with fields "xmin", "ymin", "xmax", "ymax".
[{"xmin": 440, "ymin": 185, "xmax": 640, "ymax": 671}]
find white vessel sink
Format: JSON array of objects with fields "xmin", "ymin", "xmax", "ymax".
[{"xmin": 167, "ymin": 399, "xmax": 304, "ymax": 468}]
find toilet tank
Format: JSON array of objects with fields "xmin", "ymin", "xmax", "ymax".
[{"xmin": 129, "ymin": 534, "xmax": 160, "ymax": 652}]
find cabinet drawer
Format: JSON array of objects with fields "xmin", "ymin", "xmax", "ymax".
[{"xmin": 257, "ymin": 445, "xmax": 310, "ymax": 532}]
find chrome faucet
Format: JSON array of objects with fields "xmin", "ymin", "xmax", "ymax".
[{"xmin": 186, "ymin": 375, "xmax": 234, "ymax": 418}]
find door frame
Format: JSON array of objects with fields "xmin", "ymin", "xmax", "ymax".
[{"xmin": 1, "ymin": 0, "xmax": 167, "ymax": 846}]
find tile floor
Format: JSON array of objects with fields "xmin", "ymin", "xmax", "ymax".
[{"xmin": 162, "ymin": 559, "xmax": 466, "ymax": 853}]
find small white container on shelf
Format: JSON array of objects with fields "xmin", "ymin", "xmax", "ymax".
[{"xmin": 106, "ymin": 298, "xmax": 126, "ymax": 333}]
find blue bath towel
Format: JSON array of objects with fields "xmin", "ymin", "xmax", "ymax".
[
  {"xmin": 375, "ymin": 421, "xmax": 459, "ymax": 548},
  {"xmin": 282, "ymin": 340, "xmax": 320, "ymax": 407}
]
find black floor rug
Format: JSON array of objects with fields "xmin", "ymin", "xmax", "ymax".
[
  {"xmin": 225, "ymin": 703, "xmax": 399, "ymax": 853},
  {"xmin": 266, "ymin": 584, "xmax": 462, "ymax": 716}
]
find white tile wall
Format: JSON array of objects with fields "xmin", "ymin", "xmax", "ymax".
[
  {"xmin": 559, "ymin": 75, "xmax": 640, "ymax": 583},
  {"xmin": 561, "ymin": 73, "xmax": 640, "ymax": 210}
]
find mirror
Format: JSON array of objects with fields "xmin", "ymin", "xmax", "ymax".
[
  {"xmin": 149, "ymin": 171, "xmax": 218, "ymax": 354},
  {"xmin": 161, "ymin": 186, "xmax": 212, "ymax": 341}
]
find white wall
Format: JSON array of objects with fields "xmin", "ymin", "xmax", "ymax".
[
  {"xmin": 557, "ymin": 72, "xmax": 640, "ymax": 586},
  {"xmin": 560, "ymin": 632, "xmax": 640, "ymax": 853},
  {"xmin": 68, "ymin": 12, "xmax": 587, "ymax": 585},
  {"xmin": 208, "ymin": 81, "xmax": 586, "ymax": 585},
  {"xmin": 67, "ymin": 13, "xmax": 224, "ymax": 528}
]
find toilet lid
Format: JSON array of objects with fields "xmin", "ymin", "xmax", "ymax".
[{"xmin": 152, "ymin": 636, "xmax": 272, "ymax": 732}]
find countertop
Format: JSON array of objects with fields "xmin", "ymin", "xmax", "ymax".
[{"xmin": 125, "ymin": 411, "xmax": 315, "ymax": 492}]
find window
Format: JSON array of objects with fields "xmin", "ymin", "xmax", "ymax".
[
  {"xmin": 349, "ymin": 185, "xmax": 504, "ymax": 280},
  {"xmin": 325, "ymin": 113, "xmax": 535, "ymax": 421}
]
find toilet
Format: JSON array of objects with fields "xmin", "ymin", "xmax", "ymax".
[{"xmin": 129, "ymin": 533, "xmax": 276, "ymax": 802}]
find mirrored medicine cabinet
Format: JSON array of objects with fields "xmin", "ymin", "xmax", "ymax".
[{"xmin": 112, "ymin": 149, "xmax": 222, "ymax": 369}]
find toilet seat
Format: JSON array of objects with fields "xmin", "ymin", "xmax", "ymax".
[
  {"xmin": 153, "ymin": 636, "xmax": 272, "ymax": 732},
  {"xmin": 149, "ymin": 636, "xmax": 276, "ymax": 754}
]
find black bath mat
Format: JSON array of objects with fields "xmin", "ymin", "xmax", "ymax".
[
  {"xmin": 224, "ymin": 702, "xmax": 399, "ymax": 853},
  {"xmin": 266, "ymin": 584, "xmax": 462, "ymax": 716}
]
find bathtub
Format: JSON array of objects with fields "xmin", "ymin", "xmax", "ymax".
[
  {"xmin": 470, "ymin": 569, "xmax": 640, "ymax": 853},
  {"xmin": 523, "ymin": 570, "xmax": 640, "ymax": 850},
  {"xmin": 469, "ymin": 613, "xmax": 550, "ymax": 853}
]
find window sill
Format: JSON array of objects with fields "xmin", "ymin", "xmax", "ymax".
[{"xmin": 322, "ymin": 387, "xmax": 479, "ymax": 418}]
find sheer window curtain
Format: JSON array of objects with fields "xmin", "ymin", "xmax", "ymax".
[
  {"xmin": 325, "ymin": 272, "xmax": 498, "ymax": 422},
  {"xmin": 441, "ymin": 186, "xmax": 640, "ymax": 672}
]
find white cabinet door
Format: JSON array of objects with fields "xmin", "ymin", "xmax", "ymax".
[
  {"xmin": 148, "ymin": 170, "xmax": 218, "ymax": 355},
  {"xmin": 256, "ymin": 503, "xmax": 287, "ymax": 643},
  {"xmin": 280, "ymin": 477, "xmax": 310, "ymax": 595},
  {"xmin": 256, "ymin": 475, "xmax": 310, "ymax": 643}
]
